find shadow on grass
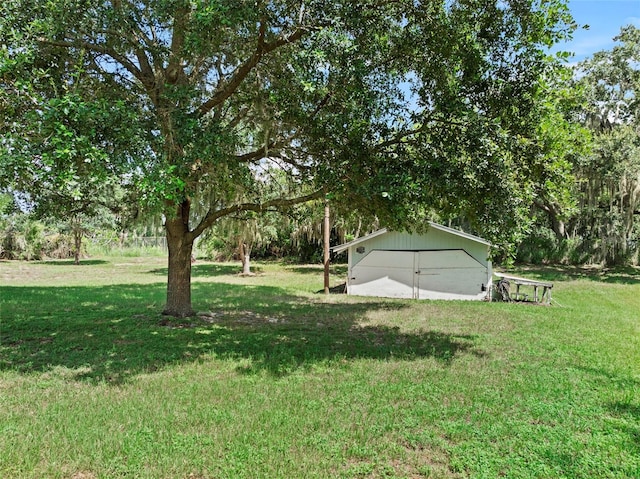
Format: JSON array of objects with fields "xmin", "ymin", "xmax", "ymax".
[
  {"xmin": 36, "ymin": 259, "xmax": 110, "ymax": 266},
  {"xmin": 283, "ymin": 264, "xmax": 348, "ymax": 276},
  {"xmin": 575, "ymin": 365, "xmax": 640, "ymax": 387},
  {"xmin": 609, "ymin": 402, "xmax": 640, "ymax": 420},
  {"xmin": 0, "ymin": 282, "xmax": 482, "ymax": 384},
  {"xmin": 507, "ymin": 265, "xmax": 640, "ymax": 285},
  {"xmin": 148, "ymin": 263, "xmax": 250, "ymax": 277},
  {"xmin": 608, "ymin": 402, "xmax": 640, "ymax": 452}
]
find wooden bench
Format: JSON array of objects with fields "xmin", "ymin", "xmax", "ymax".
[{"xmin": 494, "ymin": 272, "xmax": 553, "ymax": 305}]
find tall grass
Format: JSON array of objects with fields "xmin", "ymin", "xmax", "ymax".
[{"xmin": 1, "ymin": 258, "xmax": 638, "ymax": 478}]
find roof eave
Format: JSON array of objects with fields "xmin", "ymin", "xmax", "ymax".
[
  {"xmin": 330, "ymin": 228, "xmax": 389, "ymax": 254},
  {"xmin": 427, "ymin": 222, "xmax": 493, "ymax": 247},
  {"xmin": 330, "ymin": 222, "xmax": 492, "ymax": 254}
]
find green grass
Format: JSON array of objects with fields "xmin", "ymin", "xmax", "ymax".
[{"xmin": 1, "ymin": 258, "xmax": 639, "ymax": 478}]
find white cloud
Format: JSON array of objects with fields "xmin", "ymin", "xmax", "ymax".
[
  {"xmin": 553, "ymin": 33, "xmax": 616, "ymax": 62},
  {"xmin": 569, "ymin": 34, "xmax": 616, "ymax": 56}
]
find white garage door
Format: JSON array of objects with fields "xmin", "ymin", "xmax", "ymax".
[
  {"xmin": 415, "ymin": 250, "xmax": 487, "ymax": 299},
  {"xmin": 349, "ymin": 250, "xmax": 488, "ymax": 300},
  {"xmin": 349, "ymin": 250, "xmax": 415, "ymax": 299}
]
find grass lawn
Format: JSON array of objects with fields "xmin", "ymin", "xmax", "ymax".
[{"xmin": 1, "ymin": 257, "xmax": 639, "ymax": 478}]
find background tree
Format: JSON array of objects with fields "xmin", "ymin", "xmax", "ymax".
[
  {"xmin": 572, "ymin": 25, "xmax": 640, "ymax": 265},
  {"xmin": 1, "ymin": 0, "xmax": 576, "ymax": 315},
  {"xmin": 517, "ymin": 25, "xmax": 640, "ymax": 266},
  {"xmin": 0, "ymin": 41, "xmax": 144, "ymax": 263},
  {"xmin": 23, "ymin": 95, "xmax": 139, "ymax": 263}
]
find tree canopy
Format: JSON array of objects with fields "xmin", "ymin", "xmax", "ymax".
[{"xmin": 0, "ymin": 0, "xmax": 577, "ymax": 315}]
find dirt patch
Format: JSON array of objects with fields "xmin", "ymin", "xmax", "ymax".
[
  {"xmin": 315, "ymin": 283, "xmax": 346, "ymax": 294},
  {"xmin": 396, "ymin": 437, "xmax": 462, "ymax": 479},
  {"xmin": 70, "ymin": 472, "xmax": 97, "ymax": 479}
]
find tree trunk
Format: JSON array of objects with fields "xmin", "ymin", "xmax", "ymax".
[
  {"xmin": 550, "ymin": 214, "xmax": 567, "ymax": 241},
  {"xmin": 242, "ymin": 247, "xmax": 251, "ymax": 275},
  {"xmin": 72, "ymin": 216, "xmax": 82, "ymax": 265},
  {"xmin": 323, "ymin": 201, "xmax": 330, "ymax": 294},
  {"xmin": 534, "ymin": 199, "xmax": 567, "ymax": 240},
  {"xmin": 163, "ymin": 201, "xmax": 195, "ymax": 317},
  {"xmin": 238, "ymin": 238, "xmax": 252, "ymax": 275}
]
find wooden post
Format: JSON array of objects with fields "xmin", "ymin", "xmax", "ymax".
[{"xmin": 323, "ymin": 200, "xmax": 330, "ymax": 294}]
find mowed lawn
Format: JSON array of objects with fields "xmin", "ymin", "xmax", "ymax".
[{"xmin": 1, "ymin": 257, "xmax": 639, "ymax": 479}]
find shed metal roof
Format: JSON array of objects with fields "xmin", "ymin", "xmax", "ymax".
[{"xmin": 331, "ymin": 222, "xmax": 492, "ymax": 254}]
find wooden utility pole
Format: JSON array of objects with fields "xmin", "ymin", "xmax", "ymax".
[{"xmin": 323, "ymin": 199, "xmax": 330, "ymax": 294}]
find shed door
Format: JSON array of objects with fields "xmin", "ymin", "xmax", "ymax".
[
  {"xmin": 416, "ymin": 250, "xmax": 487, "ymax": 299},
  {"xmin": 349, "ymin": 250, "xmax": 487, "ymax": 300},
  {"xmin": 349, "ymin": 251, "xmax": 416, "ymax": 298}
]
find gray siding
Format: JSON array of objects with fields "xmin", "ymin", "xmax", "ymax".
[{"xmin": 350, "ymin": 229, "xmax": 489, "ymax": 268}]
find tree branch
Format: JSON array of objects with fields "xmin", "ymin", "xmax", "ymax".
[
  {"xmin": 311, "ymin": 91, "xmax": 333, "ymax": 118},
  {"xmin": 375, "ymin": 116, "xmax": 467, "ymax": 150},
  {"xmin": 165, "ymin": 4, "xmax": 190, "ymax": 84},
  {"xmin": 190, "ymin": 189, "xmax": 324, "ymax": 239},
  {"xmin": 197, "ymin": 26, "xmax": 308, "ymax": 116},
  {"xmin": 226, "ymin": 106, "xmax": 251, "ymax": 129},
  {"xmin": 232, "ymin": 91, "xmax": 331, "ymax": 162},
  {"xmin": 93, "ymin": 27, "xmax": 158, "ymax": 91},
  {"xmin": 37, "ymin": 37, "xmax": 146, "ymax": 86}
]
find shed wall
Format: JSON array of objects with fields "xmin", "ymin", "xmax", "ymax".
[{"xmin": 350, "ymin": 229, "xmax": 489, "ymax": 269}]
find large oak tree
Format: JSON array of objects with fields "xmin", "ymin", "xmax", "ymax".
[{"xmin": 1, "ymin": 0, "xmax": 575, "ymax": 315}]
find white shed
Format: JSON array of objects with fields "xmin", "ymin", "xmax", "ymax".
[{"xmin": 332, "ymin": 223, "xmax": 492, "ymax": 300}]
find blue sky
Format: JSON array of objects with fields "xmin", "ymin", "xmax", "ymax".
[{"xmin": 558, "ymin": 0, "xmax": 640, "ymax": 62}]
